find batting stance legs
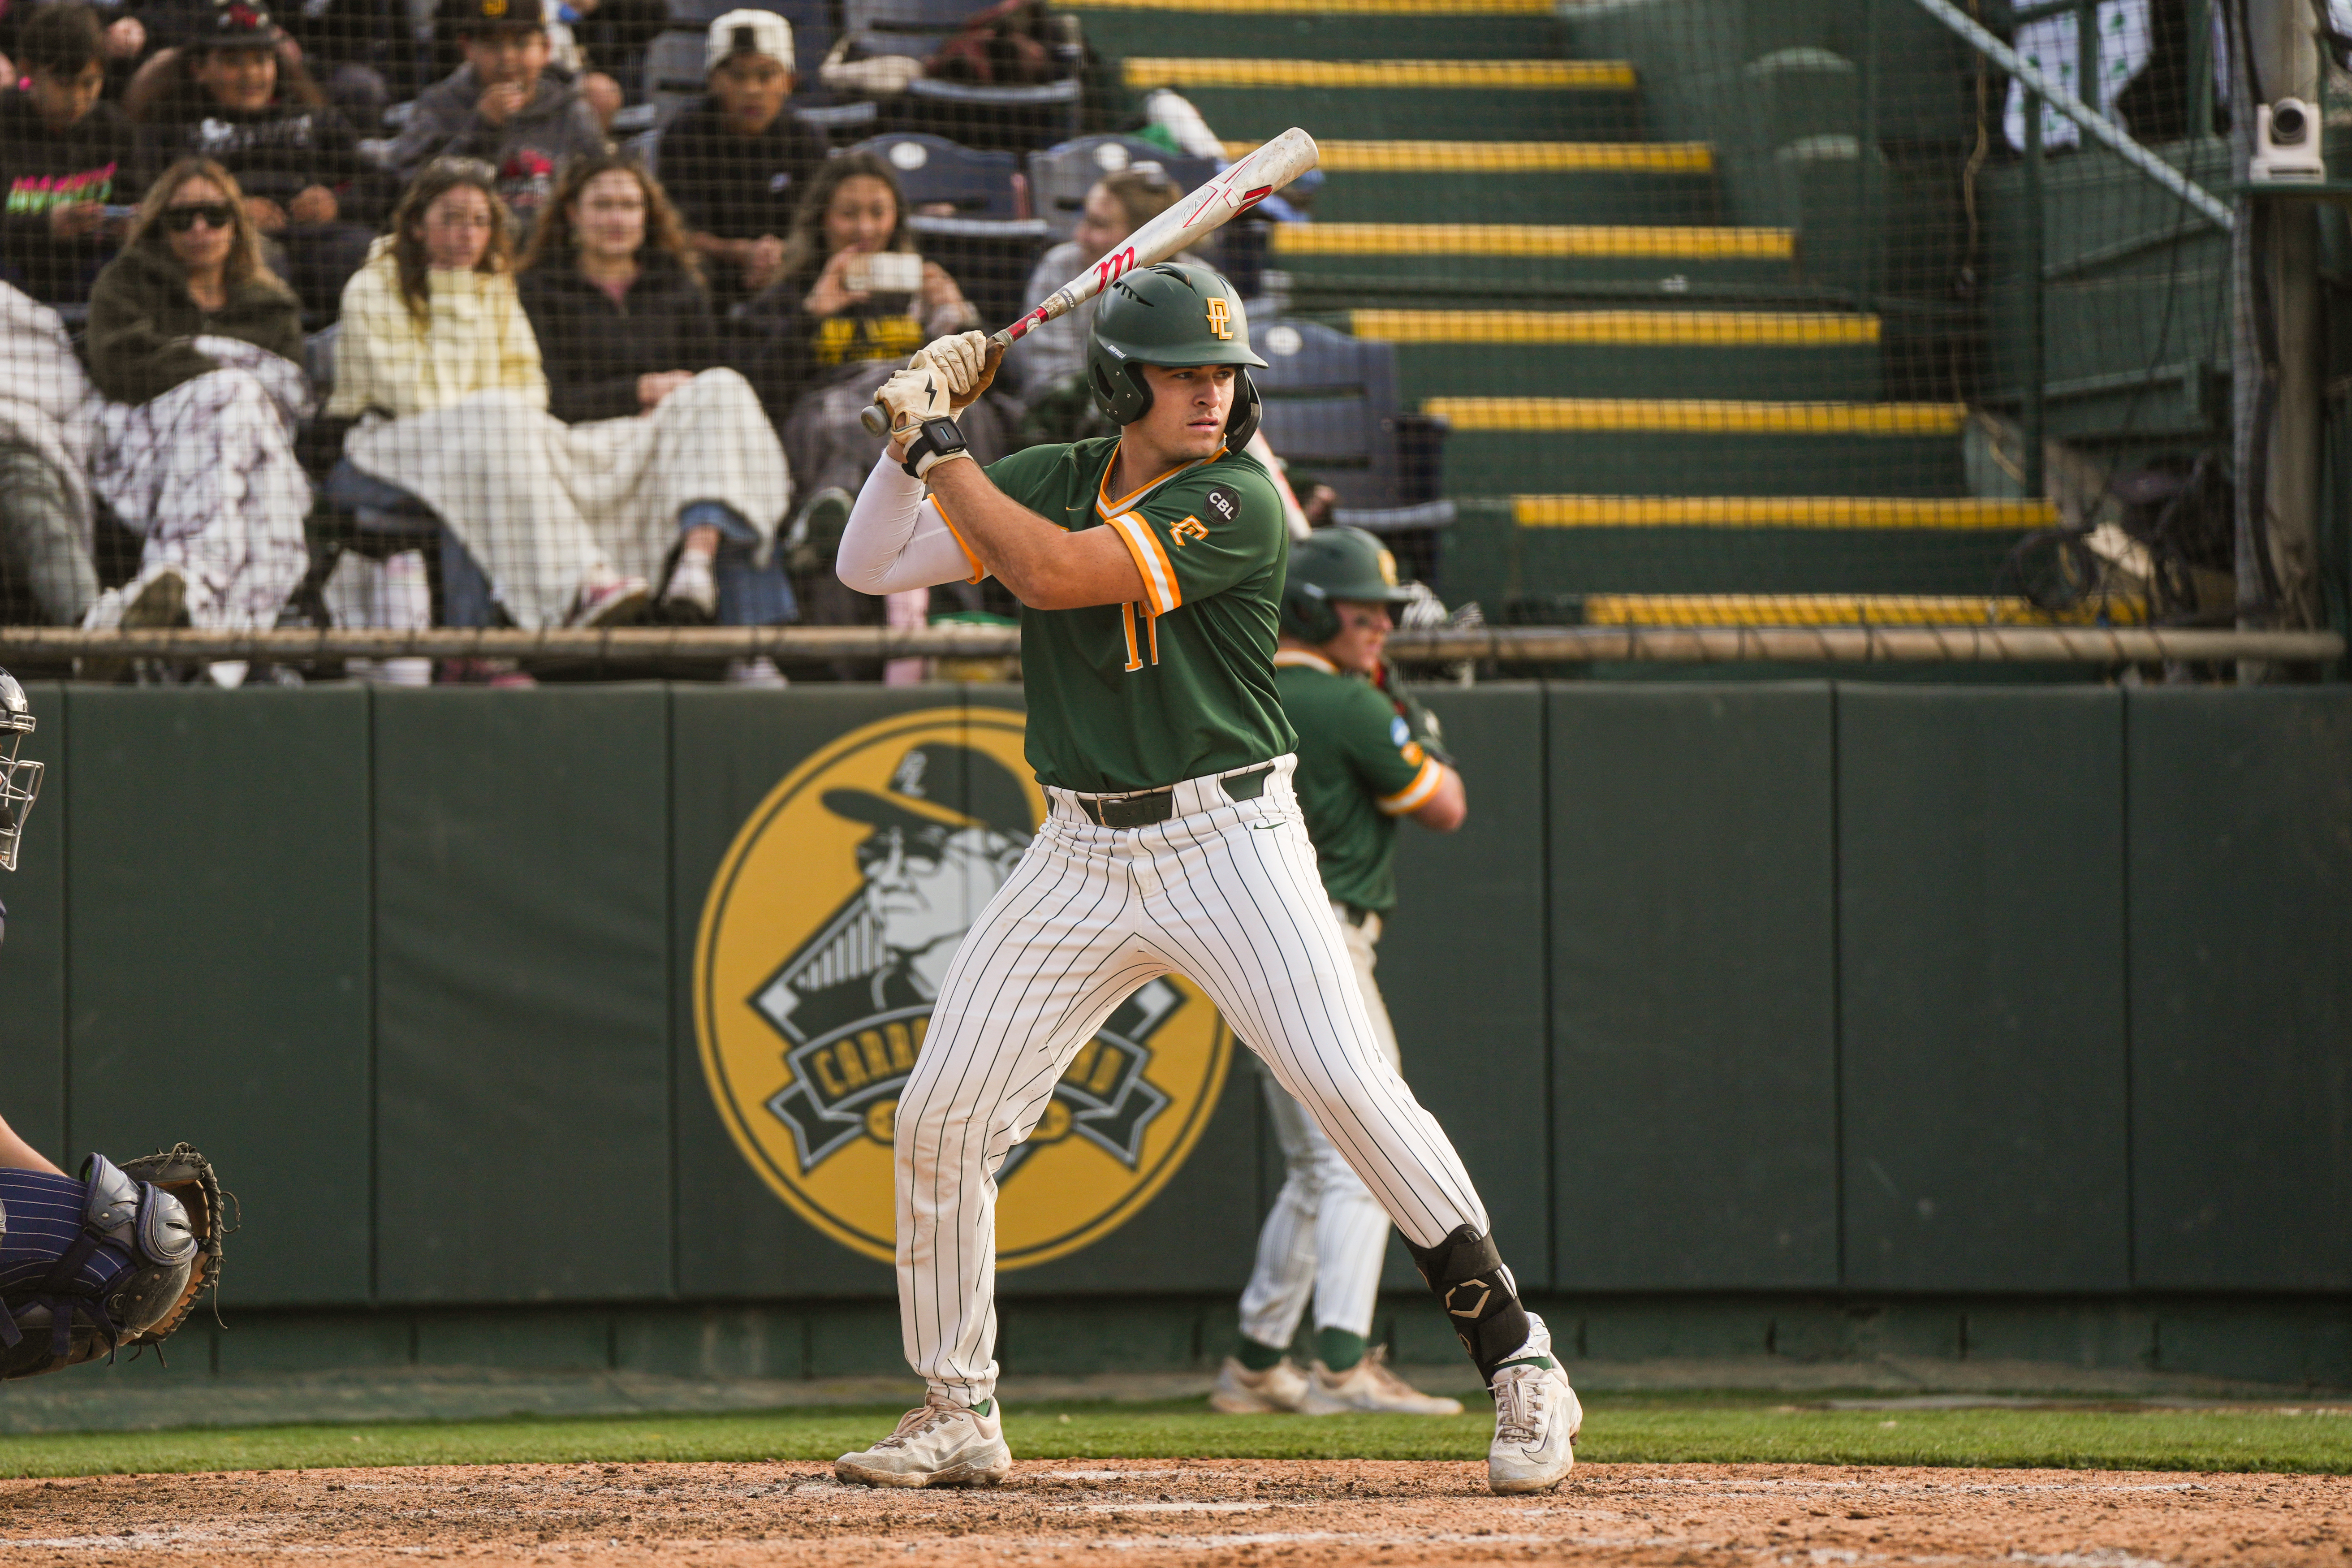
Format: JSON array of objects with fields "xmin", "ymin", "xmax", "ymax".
[{"xmin": 893, "ymin": 759, "xmax": 1530, "ymax": 1404}]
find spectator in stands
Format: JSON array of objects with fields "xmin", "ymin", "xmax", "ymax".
[
  {"xmin": 0, "ymin": 281, "xmax": 102, "ymax": 627},
  {"xmin": 0, "ymin": 0, "xmax": 149, "ymax": 104},
  {"xmin": 1001, "ymin": 165, "xmax": 1182, "ymax": 426},
  {"xmin": 129, "ymin": 0, "xmax": 379, "ymax": 315},
  {"xmin": 0, "ymin": 3, "xmax": 137, "ymax": 305},
  {"xmin": 386, "ymin": 0, "xmax": 605, "ymax": 228},
  {"xmin": 82, "ymin": 157, "xmax": 312, "ymax": 630},
  {"xmin": 660, "ymin": 9, "xmax": 825, "ymax": 312},
  {"xmin": 515, "ymin": 153, "xmax": 792, "ymax": 627}
]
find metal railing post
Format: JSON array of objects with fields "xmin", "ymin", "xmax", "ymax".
[{"xmin": 2024, "ymin": 86, "xmax": 2048, "ymax": 499}]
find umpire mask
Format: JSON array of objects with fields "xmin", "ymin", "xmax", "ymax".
[{"xmin": 0, "ymin": 668, "xmax": 41, "ymax": 874}]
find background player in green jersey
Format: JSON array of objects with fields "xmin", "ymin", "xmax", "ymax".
[
  {"xmin": 1210, "ymin": 526, "xmax": 1471, "ymax": 1420},
  {"xmin": 827, "ymin": 263, "xmax": 1579, "ymax": 1496}
]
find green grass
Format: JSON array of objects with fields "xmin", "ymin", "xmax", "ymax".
[{"xmin": 3, "ymin": 1398, "xmax": 2349, "ymax": 1480}]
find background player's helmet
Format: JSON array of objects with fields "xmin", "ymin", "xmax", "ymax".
[
  {"xmin": 1087, "ymin": 263, "xmax": 1268, "ymax": 449},
  {"xmin": 0, "ymin": 667, "xmax": 41, "ymax": 874},
  {"xmin": 1280, "ymin": 526, "xmax": 1417, "ymax": 644}
]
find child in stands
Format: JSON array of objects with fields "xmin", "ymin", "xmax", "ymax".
[
  {"xmin": 659, "ymin": 9, "xmax": 825, "ymax": 312},
  {"xmin": 0, "ymin": 3, "xmax": 137, "ymax": 304},
  {"xmin": 385, "ymin": 0, "xmax": 605, "ymax": 228}
]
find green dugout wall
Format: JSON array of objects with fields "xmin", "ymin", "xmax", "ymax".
[{"xmin": 0, "ymin": 683, "xmax": 2344, "ymax": 1384}]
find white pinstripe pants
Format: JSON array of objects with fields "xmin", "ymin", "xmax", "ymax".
[
  {"xmin": 893, "ymin": 754, "xmax": 1491, "ymax": 1406},
  {"xmin": 1237, "ymin": 908, "xmax": 1400, "ymax": 1350}
]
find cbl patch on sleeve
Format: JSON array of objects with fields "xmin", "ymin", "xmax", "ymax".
[{"xmin": 1202, "ymin": 486, "xmax": 1239, "ymax": 524}]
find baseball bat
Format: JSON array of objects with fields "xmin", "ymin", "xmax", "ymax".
[{"xmin": 858, "ymin": 127, "xmax": 1321, "ymax": 437}]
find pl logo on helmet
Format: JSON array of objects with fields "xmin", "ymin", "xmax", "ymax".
[{"xmin": 1085, "ymin": 263, "xmax": 1267, "ymax": 450}]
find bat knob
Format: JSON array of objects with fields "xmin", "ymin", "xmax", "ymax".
[{"xmin": 859, "ymin": 403, "xmax": 890, "ymax": 438}]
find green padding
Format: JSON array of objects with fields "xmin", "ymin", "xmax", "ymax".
[
  {"xmin": 373, "ymin": 687, "xmax": 672, "ymax": 1303},
  {"xmin": 1441, "ymin": 430, "xmax": 1969, "ymax": 500},
  {"xmin": 67, "ymin": 687, "xmax": 372, "ymax": 1307},
  {"xmin": 1376, "ymin": 685, "xmax": 1551, "ymax": 1290},
  {"xmin": 2127, "ymin": 690, "xmax": 2352, "ymax": 1291},
  {"xmin": 1385, "ymin": 342, "xmax": 1882, "ymax": 403},
  {"xmin": 1837, "ymin": 687, "xmax": 2129, "ymax": 1293},
  {"xmin": 0, "ymin": 682, "xmax": 66, "ymax": 1159},
  {"xmin": 1548, "ymin": 685, "xmax": 1837, "ymax": 1290},
  {"xmin": 1308, "ymin": 171, "xmax": 1721, "ymax": 228},
  {"xmin": 669, "ymin": 684, "xmax": 956, "ymax": 1300}
]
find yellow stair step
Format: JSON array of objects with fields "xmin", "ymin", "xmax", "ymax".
[
  {"xmin": 1122, "ymin": 58, "xmax": 1633, "ymax": 89},
  {"xmin": 1352, "ymin": 310, "xmax": 1878, "ymax": 346},
  {"xmin": 1582, "ymin": 594, "xmax": 2147, "ymax": 628},
  {"xmin": 1513, "ymin": 497, "xmax": 2058, "ymax": 530},
  {"xmin": 1426, "ymin": 398, "xmax": 1968, "ymax": 435},
  {"xmin": 1066, "ymin": 0, "xmax": 1553, "ymax": 13},
  {"xmin": 1223, "ymin": 140, "xmax": 1712, "ymax": 173},
  {"xmin": 1271, "ymin": 223, "xmax": 1794, "ymax": 259}
]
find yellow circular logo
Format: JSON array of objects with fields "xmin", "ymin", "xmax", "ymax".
[{"xmin": 695, "ymin": 708, "xmax": 1234, "ymax": 1269}]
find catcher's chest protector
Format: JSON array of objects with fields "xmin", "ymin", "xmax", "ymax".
[{"xmin": 0, "ymin": 1155, "xmax": 203, "ymax": 1380}]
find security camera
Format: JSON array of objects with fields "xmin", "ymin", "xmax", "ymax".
[{"xmin": 2253, "ymin": 97, "xmax": 2326, "ymax": 182}]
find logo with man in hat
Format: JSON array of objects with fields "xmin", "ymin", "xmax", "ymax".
[{"xmin": 695, "ymin": 708, "xmax": 1233, "ymax": 1270}]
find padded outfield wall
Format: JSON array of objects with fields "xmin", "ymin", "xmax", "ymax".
[{"xmin": 0, "ymin": 683, "xmax": 2344, "ymax": 1388}]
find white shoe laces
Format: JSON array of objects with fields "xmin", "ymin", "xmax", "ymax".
[
  {"xmin": 874, "ymin": 1403, "xmax": 958, "ymax": 1450},
  {"xmin": 1493, "ymin": 1367, "xmax": 1546, "ymax": 1446}
]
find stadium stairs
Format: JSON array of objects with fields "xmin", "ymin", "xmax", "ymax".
[{"xmin": 1061, "ymin": 0, "xmax": 2127, "ymax": 639}]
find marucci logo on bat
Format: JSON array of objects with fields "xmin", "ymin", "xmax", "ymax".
[{"xmin": 694, "ymin": 708, "xmax": 1235, "ymax": 1269}]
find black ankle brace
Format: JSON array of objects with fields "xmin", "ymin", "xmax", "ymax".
[{"xmin": 1404, "ymin": 1225, "xmax": 1531, "ymax": 1384}]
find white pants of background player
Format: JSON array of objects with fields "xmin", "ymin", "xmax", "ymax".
[
  {"xmin": 893, "ymin": 757, "xmax": 1493, "ymax": 1408},
  {"xmin": 1238, "ymin": 908, "xmax": 1399, "ymax": 1354}
]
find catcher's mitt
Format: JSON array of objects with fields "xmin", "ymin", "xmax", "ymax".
[{"xmin": 114, "ymin": 1144, "xmax": 225, "ymax": 1347}]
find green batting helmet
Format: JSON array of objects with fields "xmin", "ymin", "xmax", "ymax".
[
  {"xmin": 1280, "ymin": 527, "xmax": 1416, "ymax": 643},
  {"xmin": 1087, "ymin": 263, "xmax": 1267, "ymax": 448}
]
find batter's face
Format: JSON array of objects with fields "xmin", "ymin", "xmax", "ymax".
[
  {"xmin": 1128, "ymin": 363, "xmax": 1236, "ymax": 468},
  {"xmin": 1320, "ymin": 600, "xmax": 1394, "ymax": 677},
  {"xmin": 859, "ymin": 824, "xmax": 1015, "ymax": 956}
]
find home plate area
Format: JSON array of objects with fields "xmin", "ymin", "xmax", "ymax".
[{"xmin": 3, "ymin": 1460, "xmax": 2343, "ymax": 1566}]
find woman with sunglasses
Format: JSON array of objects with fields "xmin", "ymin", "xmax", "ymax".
[{"xmin": 82, "ymin": 156, "xmax": 312, "ymax": 634}]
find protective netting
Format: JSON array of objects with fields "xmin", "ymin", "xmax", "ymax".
[{"xmin": 0, "ymin": 0, "xmax": 2279, "ymax": 678}]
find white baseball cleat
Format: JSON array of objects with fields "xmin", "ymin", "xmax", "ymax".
[
  {"xmin": 834, "ymin": 1398, "xmax": 1014, "ymax": 1487},
  {"xmin": 1299, "ymin": 1348, "xmax": 1464, "ymax": 1416},
  {"xmin": 1485, "ymin": 1313, "xmax": 1579, "ymax": 1493},
  {"xmin": 1208, "ymin": 1354, "xmax": 1310, "ymax": 1413}
]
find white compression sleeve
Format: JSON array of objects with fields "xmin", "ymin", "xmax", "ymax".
[{"xmin": 835, "ymin": 450, "xmax": 984, "ymax": 593}]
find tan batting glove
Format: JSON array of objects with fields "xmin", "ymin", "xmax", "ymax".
[
  {"xmin": 876, "ymin": 363, "xmax": 950, "ymax": 441},
  {"xmin": 913, "ymin": 330, "xmax": 1004, "ymax": 413}
]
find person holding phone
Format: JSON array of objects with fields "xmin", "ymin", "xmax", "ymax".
[{"xmin": 732, "ymin": 151, "xmax": 1006, "ymax": 657}]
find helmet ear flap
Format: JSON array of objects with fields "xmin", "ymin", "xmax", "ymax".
[
  {"xmin": 1278, "ymin": 579, "xmax": 1339, "ymax": 643},
  {"xmin": 1223, "ymin": 367, "xmax": 1261, "ymax": 451}
]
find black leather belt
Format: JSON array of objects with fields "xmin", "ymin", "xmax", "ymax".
[{"xmin": 1072, "ymin": 765, "xmax": 1275, "ymax": 829}]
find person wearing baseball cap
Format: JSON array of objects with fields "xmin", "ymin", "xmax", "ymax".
[
  {"xmin": 658, "ymin": 8, "xmax": 824, "ymax": 308},
  {"xmin": 384, "ymin": 0, "xmax": 605, "ymax": 221}
]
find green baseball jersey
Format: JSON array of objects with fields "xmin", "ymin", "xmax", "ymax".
[
  {"xmin": 1273, "ymin": 649, "xmax": 1445, "ymax": 912},
  {"xmin": 964, "ymin": 436, "xmax": 1296, "ymax": 794}
]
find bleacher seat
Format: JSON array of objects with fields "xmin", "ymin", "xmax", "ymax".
[
  {"xmin": 853, "ymin": 132, "xmax": 1020, "ymax": 219},
  {"xmin": 1252, "ymin": 318, "xmax": 1454, "ymax": 575},
  {"xmin": 842, "ymin": 0, "xmax": 991, "ymax": 60},
  {"xmin": 1027, "ymin": 136, "xmax": 1216, "ymax": 243}
]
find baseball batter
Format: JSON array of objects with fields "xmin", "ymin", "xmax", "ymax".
[
  {"xmin": 1210, "ymin": 527, "xmax": 1467, "ymax": 1419},
  {"xmin": 825, "ymin": 263, "xmax": 1579, "ymax": 1494}
]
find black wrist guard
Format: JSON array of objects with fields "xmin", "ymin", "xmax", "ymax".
[
  {"xmin": 901, "ymin": 415, "xmax": 968, "ymax": 479},
  {"xmin": 1405, "ymin": 1224, "xmax": 1532, "ymax": 1384}
]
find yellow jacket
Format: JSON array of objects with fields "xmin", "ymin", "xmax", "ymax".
[{"xmin": 327, "ymin": 239, "xmax": 547, "ymax": 421}]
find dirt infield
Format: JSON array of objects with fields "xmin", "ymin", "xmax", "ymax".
[{"xmin": 1, "ymin": 1459, "xmax": 2343, "ymax": 1565}]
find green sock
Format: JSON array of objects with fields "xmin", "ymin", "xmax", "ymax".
[
  {"xmin": 1235, "ymin": 1337, "xmax": 1287, "ymax": 1372},
  {"xmin": 1316, "ymin": 1328, "xmax": 1367, "ymax": 1373}
]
